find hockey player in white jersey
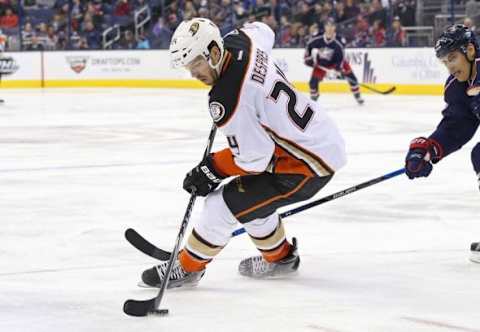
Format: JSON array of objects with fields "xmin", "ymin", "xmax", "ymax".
[{"xmin": 141, "ymin": 18, "xmax": 346, "ymax": 288}]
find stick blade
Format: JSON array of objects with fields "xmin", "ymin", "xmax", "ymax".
[
  {"xmin": 382, "ymin": 86, "xmax": 396, "ymax": 95},
  {"xmin": 123, "ymin": 298, "xmax": 156, "ymax": 317},
  {"xmin": 125, "ymin": 228, "xmax": 171, "ymax": 261}
]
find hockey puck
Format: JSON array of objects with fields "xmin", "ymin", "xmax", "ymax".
[{"xmin": 153, "ymin": 309, "xmax": 169, "ymax": 315}]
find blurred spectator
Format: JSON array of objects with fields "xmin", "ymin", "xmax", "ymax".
[
  {"xmin": 26, "ymin": 35, "xmax": 44, "ymax": 50},
  {"xmin": 137, "ymin": 31, "xmax": 150, "ymax": 48},
  {"xmin": 352, "ymin": 15, "xmax": 370, "ymax": 47},
  {"xmin": 184, "ymin": 1, "xmax": 198, "ymax": 20},
  {"xmin": 261, "ymin": 14, "xmax": 277, "ymax": 32},
  {"xmin": 334, "ymin": 2, "xmax": 347, "ymax": 23},
  {"xmin": 233, "ymin": 0, "xmax": 247, "ymax": 22},
  {"xmin": 44, "ymin": 25, "xmax": 57, "ymax": 49},
  {"xmin": 51, "ymin": 14, "xmax": 67, "ymax": 32},
  {"xmin": 0, "ymin": 8, "xmax": 19, "ymax": 28},
  {"xmin": 22, "ymin": 0, "xmax": 37, "ymax": 9},
  {"xmin": 371, "ymin": 19, "xmax": 385, "ymax": 46},
  {"xmin": 119, "ymin": 29, "xmax": 135, "ymax": 48},
  {"xmin": 368, "ymin": 0, "xmax": 386, "ymax": 26},
  {"xmin": 150, "ymin": 17, "xmax": 172, "ymax": 49},
  {"xmin": 465, "ymin": 0, "xmax": 479, "ymax": 26},
  {"xmin": 344, "ymin": 0, "xmax": 360, "ymax": 22},
  {"xmin": 394, "ymin": 0, "xmax": 415, "ymax": 27},
  {"xmin": 21, "ymin": 21, "xmax": 34, "ymax": 48},
  {"xmin": 78, "ymin": 36, "xmax": 89, "ymax": 49},
  {"xmin": 114, "ymin": 0, "xmax": 131, "ymax": 16},
  {"xmin": 0, "ymin": 29, "xmax": 7, "ymax": 51},
  {"xmin": 463, "ymin": 17, "xmax": 476, "ymax": 33},
  {"xmin": 82, "ymin": 20, "xmax": 101, "ymax": 49},
  {"xmin": 390, "ymin": 16, "xmax": 406, "ymax": 46}
]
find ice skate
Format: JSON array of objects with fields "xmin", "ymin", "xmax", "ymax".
[
  {"xmin": 354, "ymin": 93, "xmax": 364, "ymax": 105},
  {"xmin": 470, "ymin": 242, "xmax": 480, "ymax": 263},
  {"xmin": 140, "ymin": 260, "xmax": 205, "ymax": 288},
  {"xmin": 238, "ymin": 238, "xmax": 300, "ymax": 278}
]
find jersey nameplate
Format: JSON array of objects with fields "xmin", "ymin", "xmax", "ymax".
[{"xmin": 250, "ymin": 48, "xmax": 268, "ymax": 85}]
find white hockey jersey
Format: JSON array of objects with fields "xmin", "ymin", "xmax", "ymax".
[{"xmin": 209, "ymin": 22, "xmax": 346, "ymax": 178}]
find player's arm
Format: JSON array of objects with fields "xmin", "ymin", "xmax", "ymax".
[
  {"xmin": 405, "ymin": 101, "xmax": 479, "ymax": 179},
  {"xmin": 429, "ymin": 102, "xmax": 479, "ymax": 157},
  {"xmin": 212, "ymin": 100, "xmax": 275, "ymax": 176},
  {"xmin": 304, "ymin": 41, "xmax": 315, "ymax": 67}
]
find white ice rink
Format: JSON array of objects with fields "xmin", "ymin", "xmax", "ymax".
[{"xmin": 0, "ymin": 88, "xmax": 479, "ymax": 332}]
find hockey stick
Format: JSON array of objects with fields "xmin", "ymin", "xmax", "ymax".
[
  {"xmin": 123, "ymin": 124, "xmax": 217, "ymax": 317},
  {"xmin": 127, "ymin": 168, "xmax": 405, "ymax": 261},
  {"xmin": 232, "ymin": 167, "xmax": 405, "ymax": 236},
  {"xmin": 316, "ymin": 65, "xmax": 396, "ymax": 95}
]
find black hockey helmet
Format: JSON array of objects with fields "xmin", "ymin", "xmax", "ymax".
[{"xmin": 435, "ymin": 24, "xmax": 478, "ymax": 58}]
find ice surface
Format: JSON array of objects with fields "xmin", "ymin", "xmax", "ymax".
[{"xmin": 0, "ymin": 88, "xmax": 479, "ymax": 332}]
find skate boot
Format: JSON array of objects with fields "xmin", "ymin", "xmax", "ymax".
[
  {"xmin": 238, "ymin": 238, "xmax": 300, "ymax": 278},
  {"xmin": 140, "ymin": 260, "xmax": 205, "ymax": 288},
  {"xmin": 354, "ymin": 93, "xmax": 364, "ymax": 105},
  {"xmin": 470, "ymin": 242, "xmax": 480, "ymax": 263}
]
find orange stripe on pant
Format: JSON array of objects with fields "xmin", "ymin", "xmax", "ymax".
[{"xmin": 234, "ymin": 176, "xmax": 311, "ymax": 219}]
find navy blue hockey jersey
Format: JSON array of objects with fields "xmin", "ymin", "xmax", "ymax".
[
  {"xmin": 304, "ymin": 34, "xmax": 346, "ymax": 70},
  {"xmin": 429, "ymin": 59, "xmax": 480, "ymax": 158}
]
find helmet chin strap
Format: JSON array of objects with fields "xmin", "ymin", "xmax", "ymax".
[
  {"xmin": 463, "ymin": 46, "xmax": 476, "ymax": 82},
  {"xmin": 207, "ymin": 50, "xmax": 224, "ymax": 76}
]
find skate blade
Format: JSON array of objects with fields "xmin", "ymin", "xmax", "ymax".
[{"xmin": 470, "ymin": 252, "xmax": 480, "ymax": 264}]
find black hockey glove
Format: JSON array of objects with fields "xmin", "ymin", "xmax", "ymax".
[
  {"xmin": 405, "ymin": 137, "xmax": 443, "ymax": 179},
  {"xmin": 183, "ymin": 154, "xmax": 225, "ymax": 196}
]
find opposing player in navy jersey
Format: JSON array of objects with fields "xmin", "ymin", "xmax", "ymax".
[
  {"xmin": 304, "ymin": 19, "xmax": 364, "ymax": 105},
  {"xmin": 403, "ymin": 25, "xmax": 480, "ymax": 263}
]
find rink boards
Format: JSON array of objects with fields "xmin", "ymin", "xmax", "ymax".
[{"xmin": 0, "ymin": 48, "xmax": 447, "ymax": 95}]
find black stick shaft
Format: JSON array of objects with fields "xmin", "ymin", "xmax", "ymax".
[
  {"xmin": 231, "ymin": 168, "xmax": 405, "ymax": 237},
  {"xmin": 146, "ymin": 124, "xmax": 217, "ymax": 314}
]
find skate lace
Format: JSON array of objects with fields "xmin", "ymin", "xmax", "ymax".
[
  {"xmin": 156, "ymin": 261, "xmax": 187, "ymax": 281},
  {"xmin": 250, "ymin": 256, "xmax": 270, "ymax": 274}
]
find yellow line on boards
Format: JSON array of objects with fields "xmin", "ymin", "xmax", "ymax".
[{"xmin": 0, "ymin": 79, "xmax": 444, "ymax": 95}]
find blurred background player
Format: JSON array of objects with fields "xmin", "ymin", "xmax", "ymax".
[
  {"xmin": 141, "ymin": 18, "xmax": 346, "ymax": 288},
  {"xmin": 304, "ymin": 18, "xmax": 364, "ymax": 105},
  {"xmin": 403, "ymin": 24, "xmax": 480, "ymax": 263}
]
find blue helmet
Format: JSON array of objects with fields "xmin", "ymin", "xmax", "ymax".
[{"xmin": 435, "ymin": 24, "xmax": 478, "ymax": 58}]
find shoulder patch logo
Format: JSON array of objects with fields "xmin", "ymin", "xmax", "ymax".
[{"xmin": 209, "ymin": 102, "xmax": 226, "ymax": 123}]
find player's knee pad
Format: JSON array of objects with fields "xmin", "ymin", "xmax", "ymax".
[
  {"xmin": 244, "ymin": 215, "xmax": 292, "ymax": 262},
  {"xmin": 243, "ymin": 213, "xmax": 280, "ymax": 239},
  {"xmin": 192, "ymin": 188, "xmax": 238, "ymax": 247}
]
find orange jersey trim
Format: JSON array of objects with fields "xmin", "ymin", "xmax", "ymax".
[
  {"xmin": 272, "ymin": 144, "xmax": 315, "ymax": 176},
  {"xmin": 212, "ymin": 148, "xmax": 250, "ymax": 177}
]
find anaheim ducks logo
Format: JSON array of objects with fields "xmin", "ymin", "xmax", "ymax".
[
  {"xmin": 209, "ymin": 101, "xmax": 225, "ymax": 123},
  {"xmin": 189, "ymin": 22, "xmax": 200, "ymax": 36}
]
